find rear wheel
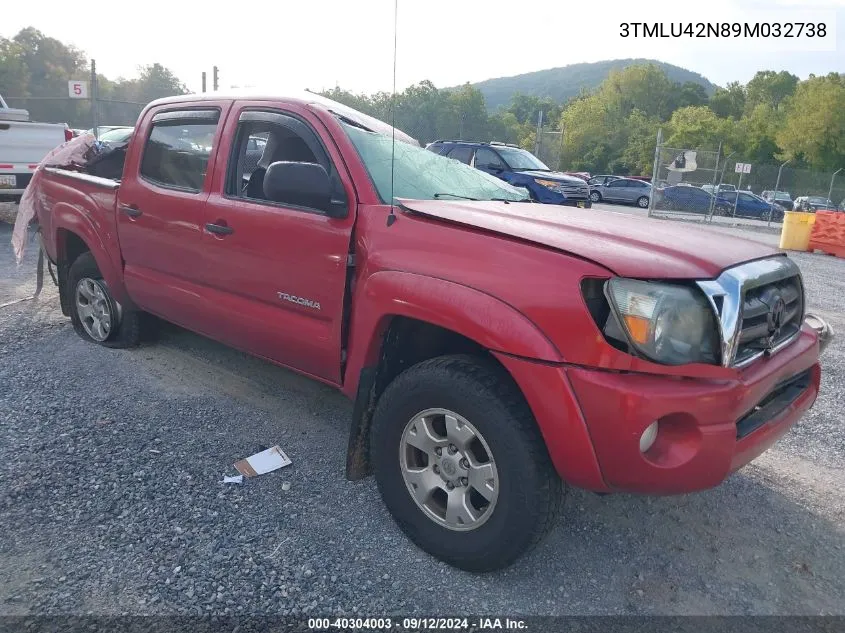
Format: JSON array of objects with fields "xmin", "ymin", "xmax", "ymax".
[
  {"xmin": 67, "ymin": 252, "xmax": 141, "ymax": 348},
  {"xmin": 637, "ymin": 196, "xmax": 649, "ymax": 209},
  {"xmin": 371, "ymin": 355, "xmax": 562, "ymax": 572}
]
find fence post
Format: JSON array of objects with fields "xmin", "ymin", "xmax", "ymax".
[
  {"xmin": 534, "ymin": 109, "xmax": 543, "ymax": 157},
  {"xmin": 705, "ymin": 143, "xmax": 722, "ymax": 222},
  {"xmin": 90, "ymin": 59, "xmax": 99, "ymax": 138},
  {"xmin": 647, "ymin": 128, "xmax": 662, "ymax": 218},
  {"xmin": 829, "ymin": 168, "xmax": 842, "ymax": 205},
  {"xmin": 768, "ymin": 159, "xmax": 790, "ymax": 227}
]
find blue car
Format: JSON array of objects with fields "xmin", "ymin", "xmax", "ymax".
[
  {"xmin": 425, "ymin": 140, "xmax": 591, "ymax": 207},
  {"xmin": 715, "ymin": 191, "xmax": 786, "ymax": 221},
  {"xmin": 657, "ymin": 185, "xmax": 715, "ymax": 213}
]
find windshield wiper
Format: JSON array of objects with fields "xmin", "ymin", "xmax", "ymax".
[
  {"xmin": 433, "ymin": 193, "xmax": 480, "ymax": 201},
  {"xmin": 512, "ymin": 167, "xmax": 549, "ymax": 172}
]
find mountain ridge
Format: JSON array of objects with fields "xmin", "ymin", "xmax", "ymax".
[{"xmin": 461, "ymin": 59, "xmax": 717, "ymax": 110}]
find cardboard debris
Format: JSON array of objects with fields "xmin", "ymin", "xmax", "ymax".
[
  {"xmin": 234, "ymin": 446, "xmax": 291, "ymax": 478},
  {"xmin": 221, "ymin": 475, "xmax": 244, "ymax": 485}
]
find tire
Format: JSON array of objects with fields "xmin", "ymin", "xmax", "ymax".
[
  {"xmin": 370, "ymin": 355, "xmax": 562, "ymax": 572},
  {"xmin": 67, "ymin": 252, "xmax": 141, "ymax": 348},
  {"xmin": 589, "ymin": 191, "xmax": 601, "ymax": 203},
  {"xmin": 636, "ymin": 196, "xmax": 649, "ymax": 209}
]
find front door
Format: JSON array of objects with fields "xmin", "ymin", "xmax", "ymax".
[
  {"xmin": 198, "ymin": 103, "xmax": 356, "ymax": 383},
  {"xmin": 117, "ymin": 104, "xmax": 230, "ymax": 324}
]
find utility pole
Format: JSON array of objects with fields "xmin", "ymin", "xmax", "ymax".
[
  {"xmin": 90, "ymin": 59, "xmax": 99, "ymax": 138},
  {"xmin": 213, "ymin": 66, "xmax": 219, "ymax": 92},
  {"xmin": 534, "ymin": 109, "xmax": 543, "ymax": 157},
  {"xmin": 201, "ymin": 72, "xmax": 207, "ymax": 93}
]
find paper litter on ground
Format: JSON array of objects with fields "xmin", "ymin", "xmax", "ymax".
[{"xmin": 234, "ymin": 445, "xmax": 292, "ymax": 478}]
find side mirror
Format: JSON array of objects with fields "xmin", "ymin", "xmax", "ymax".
[
  {"xmin": 479, "ymin": 163, "xmax": 501, "ymax": 172},
  {"xmin": 263, "ymin": 161, "xmax": 345, "ymax": 217}
]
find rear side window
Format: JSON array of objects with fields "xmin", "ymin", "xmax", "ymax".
[
  {"xmin": 140, "ymin": 109, "xmax": 219, "ymax": 192},
  {"xmin": 447, "ymin": 146, "xmax": 473, "ymax": 164}
]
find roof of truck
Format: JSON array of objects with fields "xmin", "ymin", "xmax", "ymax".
[{"xmin": 147, "ymin": 90, "xmax": 419, "ymax": 146}]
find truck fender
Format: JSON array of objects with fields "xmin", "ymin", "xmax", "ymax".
[
  {"xmin": 52, "ymin": 202, "xmax": 130, "ymax": 306},
  {"xmin": 343, "ymin": 270, "xmax": 563, "ymax": 480}
]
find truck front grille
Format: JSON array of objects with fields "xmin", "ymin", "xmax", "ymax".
[
  {"xmin": 734, "ymin": 275, "xmax": 804, "ymax": 365},
  {"xmin": 696, "ymin": 256, "xmax": 804, "ymax": 368}
]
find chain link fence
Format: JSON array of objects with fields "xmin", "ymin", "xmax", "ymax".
[
  {"xmin": 647, "ymin": 130, "xmax": 845, "ymax": 228},
  {"xmin": 648, "ymin": 141, "xmax": 723, "ymax": 222},
  {"xmin": 3, "ymin": 97, "xmax": 146, "ymax": 130}
]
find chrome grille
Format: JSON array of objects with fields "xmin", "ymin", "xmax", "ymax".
[
  {"xmin": 553, "ymin": 183, "xmax": 589, "ymax": 199},
  {"xmin": 734, "ymin": 276, "xmax": 803, "ymax": 365},
  {"xmin": 697, "ymin": 257, "xmax": 804, "ymax": 368}
]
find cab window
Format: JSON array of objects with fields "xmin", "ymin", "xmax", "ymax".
[{"xmin": 140, "ymin": 110, "xmax": 219, "ymax": 192}]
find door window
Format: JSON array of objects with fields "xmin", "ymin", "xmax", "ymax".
[
  {"xmin": 140, "ymin": 110, "xmax": 219, "ymax": 192},
  {"xmin": 446, "ymin": 146, "xmax": 473, "ymax": 165},
  {"xmin": 226, "ymin": 109, "xmax": 342, "ymax": 214},
  {"xmin": 474, "ymin": 147, "xmax": 505, "ymax": 170}
]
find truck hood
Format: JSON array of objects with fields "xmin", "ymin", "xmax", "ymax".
[{"xmin": 398, "ymin": 199, "xmax": 781, "ymax": 279}]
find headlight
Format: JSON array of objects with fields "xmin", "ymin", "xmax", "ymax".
[
  {"xmin": 534, "ymin": 178, "xmax": 563, "ymax": 191},
  {"xmin": 604, "ymin": 278, "xmax": 720, "ymax": 365}
]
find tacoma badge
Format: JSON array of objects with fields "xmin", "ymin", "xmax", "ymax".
[{"xmin": 277, "ymin": 292, "xmax": 321, "ymax": 310}]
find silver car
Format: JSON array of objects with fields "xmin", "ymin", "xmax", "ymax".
[{"xmin": 589, "ymin": 177, "xmax": 652, "ymax": 208}]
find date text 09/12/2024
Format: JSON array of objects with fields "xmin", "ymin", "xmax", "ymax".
[
  {"xmin": 307, "ymin": 617, "xmax": 528, "ymax": 630},
  {"xmin": 620, "ymin": 22, "xmax": 828, "ymax": 38}
]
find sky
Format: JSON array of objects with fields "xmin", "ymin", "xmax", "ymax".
[{"xmin": 3, "ymin": 0, "xmax": 843, "ymax": 95}]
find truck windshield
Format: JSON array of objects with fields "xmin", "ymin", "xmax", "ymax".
[{"xmin": 341, "ymin": 122, "xmax": 529, "ymax": 203}]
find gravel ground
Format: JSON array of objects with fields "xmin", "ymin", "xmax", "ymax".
[{"xmin": 1, "ymin": 210, "xmax": 844, "ymax": 617}]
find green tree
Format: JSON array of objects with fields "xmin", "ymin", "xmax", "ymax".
[
  {"xmin": 776, "ymin": 73, "xmax": 845, "ymax": 170},
  {"xmin": 745, "ymin": 70, "xmax": 799, "ymax": 113},
  {"xmin": 0, "ymin": 37, "xmax": 30, "ymax": 97},
  {"xmin": 709, "ymin": 81, "xmax": 746, "ymax": 119}
]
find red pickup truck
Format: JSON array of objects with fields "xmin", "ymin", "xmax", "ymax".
[{"xmin": 24, "ymin": 92, "xmax": 832, "ymax": 572}]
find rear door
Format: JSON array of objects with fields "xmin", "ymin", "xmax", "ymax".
[
  {"xmin": 116, "ymin": 102, "xmax": 231, "ymax": 323},
  {"xmin": 603, "ymin": 179, "xmax": 628, "ymax": 201},
  {"xmin": 197, "ymin": 102, "xmax": 357, "ymax": 383}
]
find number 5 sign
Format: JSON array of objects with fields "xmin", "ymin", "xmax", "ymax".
[{"xmin": 68, "ymin": 80, "xmax": 89, "ymax": 99}]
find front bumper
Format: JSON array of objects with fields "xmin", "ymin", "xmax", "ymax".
[{"xmin": 495, "ymin": 320, "xmax": 826, "ymax": 495}]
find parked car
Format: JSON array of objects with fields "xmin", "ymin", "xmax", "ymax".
[
  {"xmin": 84, "ymin": 125, "xmax": 131, "ymax": 139},
  {"xmin": 20, "ymin": 91, "xmax": 832, "ymax": 572},
  {"xmin": 715, "ymin": 191, "xmax": 787, "ymax": 220},
  {"xmin": 761, "ymin": 190, "xmax": 794, "ymax": 210},
  {"xmin": 793, "ymin": 196, "xmax": 836, "ymax": 212},
  {"xmin": 701, "ymin": 183, "xmax": 737, "ymax": 195},
  {"xmin": 656, "ymin": 185, "xmax": 715, "ymax": 213},
  {"xmin": 425, "ymin": 140, "xmax": 591, "ymax": 207},
  {"xmin": 0, "ymin": 92, "xmax": 72, "ymax": 201},
  {"xmin": 589, "ymin": 177, "xmax": 652, "ymax": 208},
  {"xmin": 97, "ymin": 126, "xmax": 134, "ymax": 145},
  {"xmin": 587, "ymin": 174, "xmax": 621, "ymax": 187}
]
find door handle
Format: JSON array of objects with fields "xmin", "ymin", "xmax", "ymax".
[
  {"xmin": 120, "ymin": 204, "xmax": 142, "ymax": 218},
  {"xmin": 205, "ymin": 222, "xmax": 234, "ymax": 236}
]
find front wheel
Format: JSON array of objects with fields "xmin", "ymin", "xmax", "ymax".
[
  {"xmin": 637, "ymin": 196, "xmax": 649, "ymax": 209},
  {"xmin": 589, "ymin": 191, "xmax": 601, "ymax": 203},
  {"xmin": 370, "ymin": 355, "xmax": 562, "ymax": 572}
]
